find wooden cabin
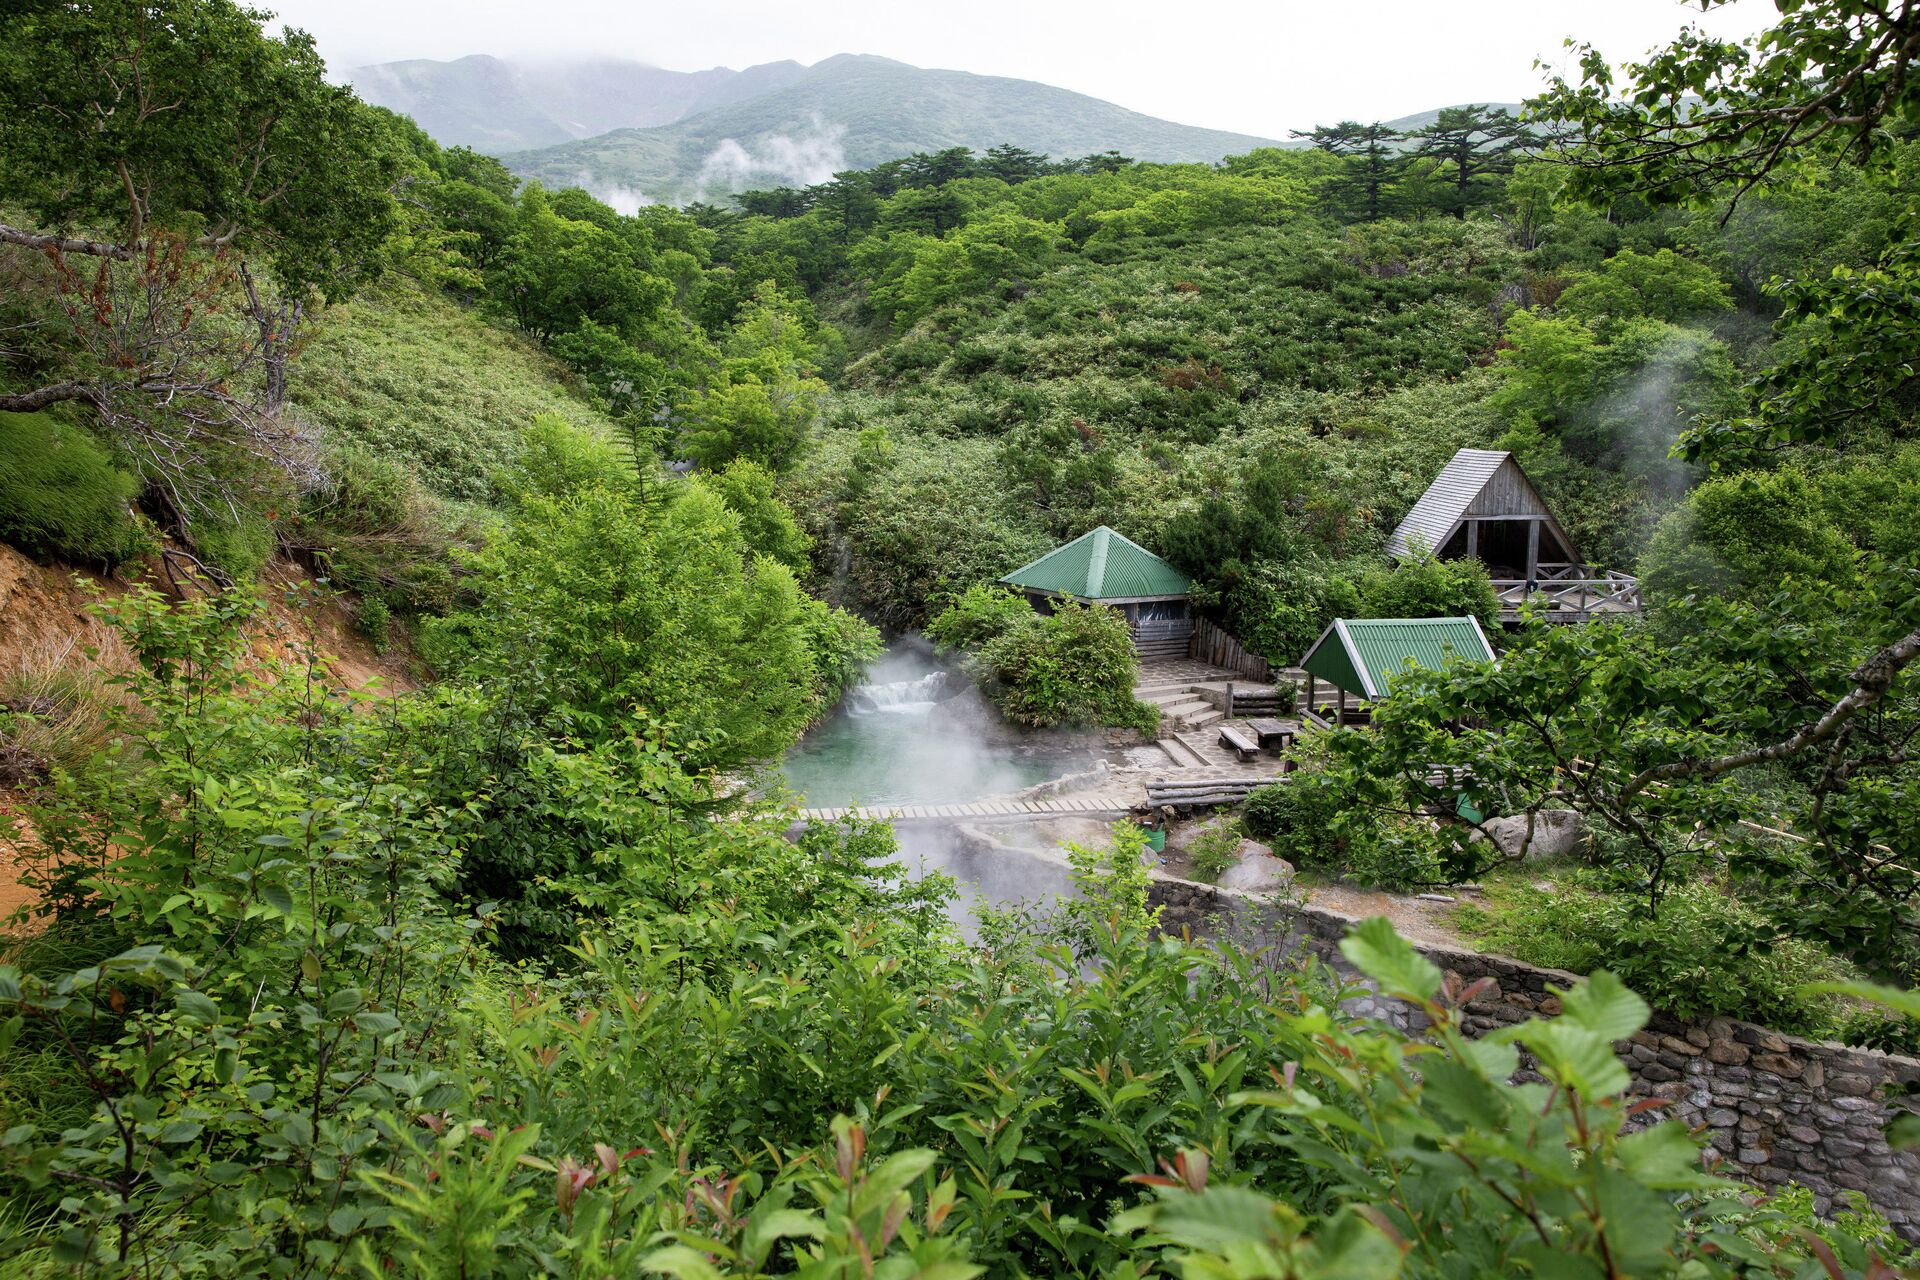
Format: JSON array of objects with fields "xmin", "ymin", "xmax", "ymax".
[
  {"xmin": 998, "ymin": 527, "xmax": 1193, "ymax": 659},
  {"xmin": 1298, "ymin": 616, "xmax": 1496, "ymax": 727},
  {"xmin": 1388, "ymin": 448, "xmax": 1641, "ymax": 621}
]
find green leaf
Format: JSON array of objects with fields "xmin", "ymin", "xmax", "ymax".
[
  {"xmin": 645, "ymin": 1244, "xmax": 726, "ymax": 1280},
  {"xmin": 1142, "ymin": 1184, "xmax": 1284, "ymax": 1252},
  {"xmin": 1556, "ymin": 970, "xmax": 1649, "ymax": 1042},
  {"xmin": 1802, "ymin": 979, "xmax": 1920, "ymax": 1021},
  {"xmin": 1300, "ymin": 1206, "xmax": 1405, "ymax": 1278},
  {"xmin": 1519, "ymin": 1021, "xmax": 1629, "ymax": 1099},
  {"xmin": 260, "ymin": 883, "xmax": 295, "ymax": 917},
  {"xmin": 175, "ymin": 990, "xmax": 221, "ymax": 1023},
  {"xmin": 1339, "ymin": 917, "xmax": 1441, "ymax": 1004}
]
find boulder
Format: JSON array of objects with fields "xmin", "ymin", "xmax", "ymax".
[
  {"xmin": 1217, "ymin": 840, "xmax": 1295, "ymax": 893},
  {"xmin": 1481, "ymin": 808, "xmax": 1589, "ymax": 860}
]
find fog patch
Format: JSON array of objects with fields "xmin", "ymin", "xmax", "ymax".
[
  {"xmin": 695, "ymin": 116, "xmax": 846, "ymax": 200},
  {"xmin": 573, "ymin": 170, "xmax": 653, "ymax": 215},
  {"xmin": 897, "ymin": 822, "xmax": 1082, "ymax": 940}
]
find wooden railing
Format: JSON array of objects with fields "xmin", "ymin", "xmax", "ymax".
[
  {"xmin": 1187, "ymin": 616, "xmax": 1272, "ymax": 681},
  {"xmin": 1491, "ymin": 570, "xmax": 1642, "ymax": 621}
]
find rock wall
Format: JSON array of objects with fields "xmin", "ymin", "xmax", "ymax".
[{"xmin": 1149, "ymin": 876, "xmax": 1920, "ymax": 1237}]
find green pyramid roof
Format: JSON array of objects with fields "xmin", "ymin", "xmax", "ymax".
[
  {"xmin": 1300, "ymin": 617, "xmax": 1496, "ymax": 699},
  {"xmin": 998, "ymin": 527, "xmax": 1191, "ymax": 602}
]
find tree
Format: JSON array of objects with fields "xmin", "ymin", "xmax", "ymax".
[
  {"xmin": 696, "ymin": 459, "xmax": 812, "ymax": 570},
  {"xmin": 1356, "ymin": 551, "xmax": 1499, "ymax": 628},
  {"xmin": 1294, "ymin": 120, "xmax": 1406, "ymax": 222},
  {"xmin": 814, "ymin": 171, "xmax": 881, "ymax": 244},
  {"xmin": 900, "ymin": 147, "xmax": 977, "ymax": 188},
  {"xmin": 1407, "ymin": 106, "xmax": 1540, "ymax": 219},
  {"xmin": 427, "ymin": 480, "xmax": 827, "ymax": 766},
  {"xmin": 680, "ymin": 286, "xmax": 826, "ymax": 471},
  {"xmin": 0, "ymin": 0, "xmax": 406, "ymax": 511},
  {"xmin": 982, "ymin": 144, "xmax": 1051, "ymax": 184}
]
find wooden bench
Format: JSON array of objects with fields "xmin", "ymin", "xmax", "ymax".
[
  {"xmin": 1245, "ymin": 717, "xmax": 1294, "ymax": 754},
  {"xmin": 1218, "ymin": 724, "xmax": 1259, "ymax": 762}
]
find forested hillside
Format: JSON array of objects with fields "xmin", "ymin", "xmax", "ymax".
[{"xmin": 1, "ymin": 0, "xmax": 1918, "ymax": 1275}]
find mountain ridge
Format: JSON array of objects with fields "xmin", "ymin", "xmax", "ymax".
[
  {"xmin": 502, "ymin": 53, "xmax": 1288, "ymax": 205},
  {"xmin": 351, "ymin": 51, "xmax": 1287, "ymax": 205}
]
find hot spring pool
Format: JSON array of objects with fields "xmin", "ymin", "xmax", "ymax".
[{"xmin": 778, "ymin": 643, "xmax": 1104, "ymax": 808}]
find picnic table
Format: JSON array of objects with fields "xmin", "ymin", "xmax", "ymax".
[{"xmin": 1246, "ymin": 718, "xmax": 1295, "ymax": 753}]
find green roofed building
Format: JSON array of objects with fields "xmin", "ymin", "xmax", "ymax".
[
  {"xmin": 1299, "ymin": 616, "xmax": 1496, "ymax": 725},
  {"xmin": 999, "ymin": 526, "xmax": 1193, "ymax": 657}
]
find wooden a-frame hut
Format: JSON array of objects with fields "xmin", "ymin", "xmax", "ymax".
[{"xmin": 1388, "ymin": 448, "xmax": 1642, "ymax": 620}]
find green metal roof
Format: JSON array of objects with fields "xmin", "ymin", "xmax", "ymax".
[
  {"xmin": 998, "ymin": 527, "xmax": 1191, "ymax": 602},
  {"xmin": 1300, "ymin": 617, "xmax": 1496, "ymax": 699}
]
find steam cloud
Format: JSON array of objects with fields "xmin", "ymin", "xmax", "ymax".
[
  {"xmin": 694, "ymin": 115, "xmax": 847, "ymax": 199},
  {"xmin": 572, "ymin": 169, "xmax": 653, "ymax": 216}
]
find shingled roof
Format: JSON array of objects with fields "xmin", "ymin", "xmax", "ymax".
[
  {"xmin": 1387, "ymin": 448, "xmax": 1578, "ymax": 564},
  {"xmin": 998, "ymin": 527, "xmax": 1191, "ymax": 602},
  {"xmin": 1300, "ymin": 616, "xmax": 1497, "ymax": 699}
]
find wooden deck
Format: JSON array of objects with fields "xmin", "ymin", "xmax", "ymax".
[{"xmin": 1493, "ymin": 567, "xmax": 1642, "ymax": 622}]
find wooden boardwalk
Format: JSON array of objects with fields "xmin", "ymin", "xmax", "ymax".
[{"xmin": 796, "ymin": 797, "xmax": 1133, "ymax": 825}]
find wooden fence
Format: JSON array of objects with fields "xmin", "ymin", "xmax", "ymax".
[
  {"xmin": 1187, "ymin": 616, "xmax": 1272, "ymax": 681},
  {"xmin": 1132, "ymin": 618, "xmax": 1195, "ymax": 660}
]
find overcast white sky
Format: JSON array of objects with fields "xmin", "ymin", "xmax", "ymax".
[{"xmin": 268, "ymin": 0, "xmax": 1774, "ymax": 139}]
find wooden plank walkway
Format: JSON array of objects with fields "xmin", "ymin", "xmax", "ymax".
[{"xmin": 796, "ymin": 797, "xmax": 1134, "ymax": 825}]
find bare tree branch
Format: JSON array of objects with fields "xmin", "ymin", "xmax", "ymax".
[
  {"xmin": 1622, "ymin": 625, "xmax": 1920, "ymax": 798},
  {"xmin": 0, "ymin": 222, "xmax": 135, "ymax": 260},
  {"xmin": 0, "ymin": 381, "xmax": 103, "ymax": 413}
]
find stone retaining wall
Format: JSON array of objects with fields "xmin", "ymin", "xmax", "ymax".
[{"xmin": 1148, "ymin": 875, "xmax": 1920, "ymax": 1237}]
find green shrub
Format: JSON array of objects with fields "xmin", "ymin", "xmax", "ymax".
[
  {"xmin": 1473, "ymin": 876, "xmax": 1853, "ymax": 1034},
  {"xmin": 1186, "ymin": 819, "xmax": 1241, "ymax": 882},
  {"xmin": 1243, "ymin": 771, "xmax": 1374, "ymax": 871},
  {"xmin": 355, "ymin": 597, "xmax": 392, "ymax": 651},
  {"xmin": 0, "ymin": 411, "xmax": 147, "ymax": 565},
  {"xmin": 967, "ymin": 597, "xmax": 1154, "ymax": 732},
  {"xmin": 926, "ymin": 583, "xmax": 1034, "ymax": 650},
  {"xmin": 1357, "ymin": 547, "xmax": 1499, "ymax": 627},
  {"xmin": 293, "ymin": 446, "xmax": 466, "ymax": 616},
  {"xmin": 186, "ymin": 504, "xmax": 275, "ymax": 583}
]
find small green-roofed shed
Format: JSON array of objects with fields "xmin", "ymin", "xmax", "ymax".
[
  {"xmin": 998, "ymin": 526, "xmax": 1191, "ymax": 603},
  {"xmin": 1299, "ymin": 617, "xmax": 1496, "ymax": 723}
]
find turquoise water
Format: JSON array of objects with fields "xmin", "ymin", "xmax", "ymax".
[{"xmin": 778, "ymin": 644, "xmax": 1102, "ymax": 807}]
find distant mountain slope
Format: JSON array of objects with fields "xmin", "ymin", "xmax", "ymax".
[
  {"xmin": 501, "ymin": 54, "xmax": 1286, "ymax": 204},
  {"xmin": 346, "ymin": 54, "xmax": 807, "ymax": 153}
]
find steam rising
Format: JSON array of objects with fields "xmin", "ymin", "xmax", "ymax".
[
  {"xmin": 779, "ymin": 642, "xmax": 1099, "ymax": 809},
  {"xmin": 572, "ymin": 169, "xmax": 654, "ymax": 215},
  {"xmin": 695, "ymin": 115, "xmax": 847, "ymax": 199}
]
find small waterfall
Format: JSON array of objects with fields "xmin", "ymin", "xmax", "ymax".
[{"xmin": 847, "ymin": 671, "xmax": 950, "ymax": 715}]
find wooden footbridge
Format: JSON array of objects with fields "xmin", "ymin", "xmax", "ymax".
[{"xmin": 796, "ymin": 797, "xmax": 1134, "ymax": 825}]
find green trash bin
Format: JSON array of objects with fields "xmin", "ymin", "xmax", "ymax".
[{"xmin": 1144, "ymin": 828, "xmax": 1167, "ymax": 853}]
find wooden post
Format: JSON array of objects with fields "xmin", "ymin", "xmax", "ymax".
[
  {"xmin": 1338, "ymin": 686, "xmax": 1347, "ymax": 724},
  {"xmin": 1465, "ymin": 520, "xmax": 1479, "ymax": 559},
  {"xmin": 1225, "ymin": 681, "xmax": 1235, "ymax": 719},
  {"xmin": 1525, "ymin": 520, "xmax": 1540, "ymax": 583}
]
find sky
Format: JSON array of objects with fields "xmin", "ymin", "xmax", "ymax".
[{"xmin": 266, "ymin": 0, "xmax": 1774, "ymax": 140}]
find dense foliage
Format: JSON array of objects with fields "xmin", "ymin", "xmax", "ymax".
[
  {"xmin": 4, "ymin": 0, "xmax": 1920, "ymax": 1273},
  {"xmin": 927, "ymin": 586, "xmax": 1158, "ymax": 733}
]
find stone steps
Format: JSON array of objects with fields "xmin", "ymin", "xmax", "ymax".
[{"xmin": 1156, "ymin": 737, "xmax": 1208, "ymax": 768}]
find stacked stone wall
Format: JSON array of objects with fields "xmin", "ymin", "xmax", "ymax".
[{"xmin": 1148, "ymin": 876, "xmax": 1920, "ymax": 1237}]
